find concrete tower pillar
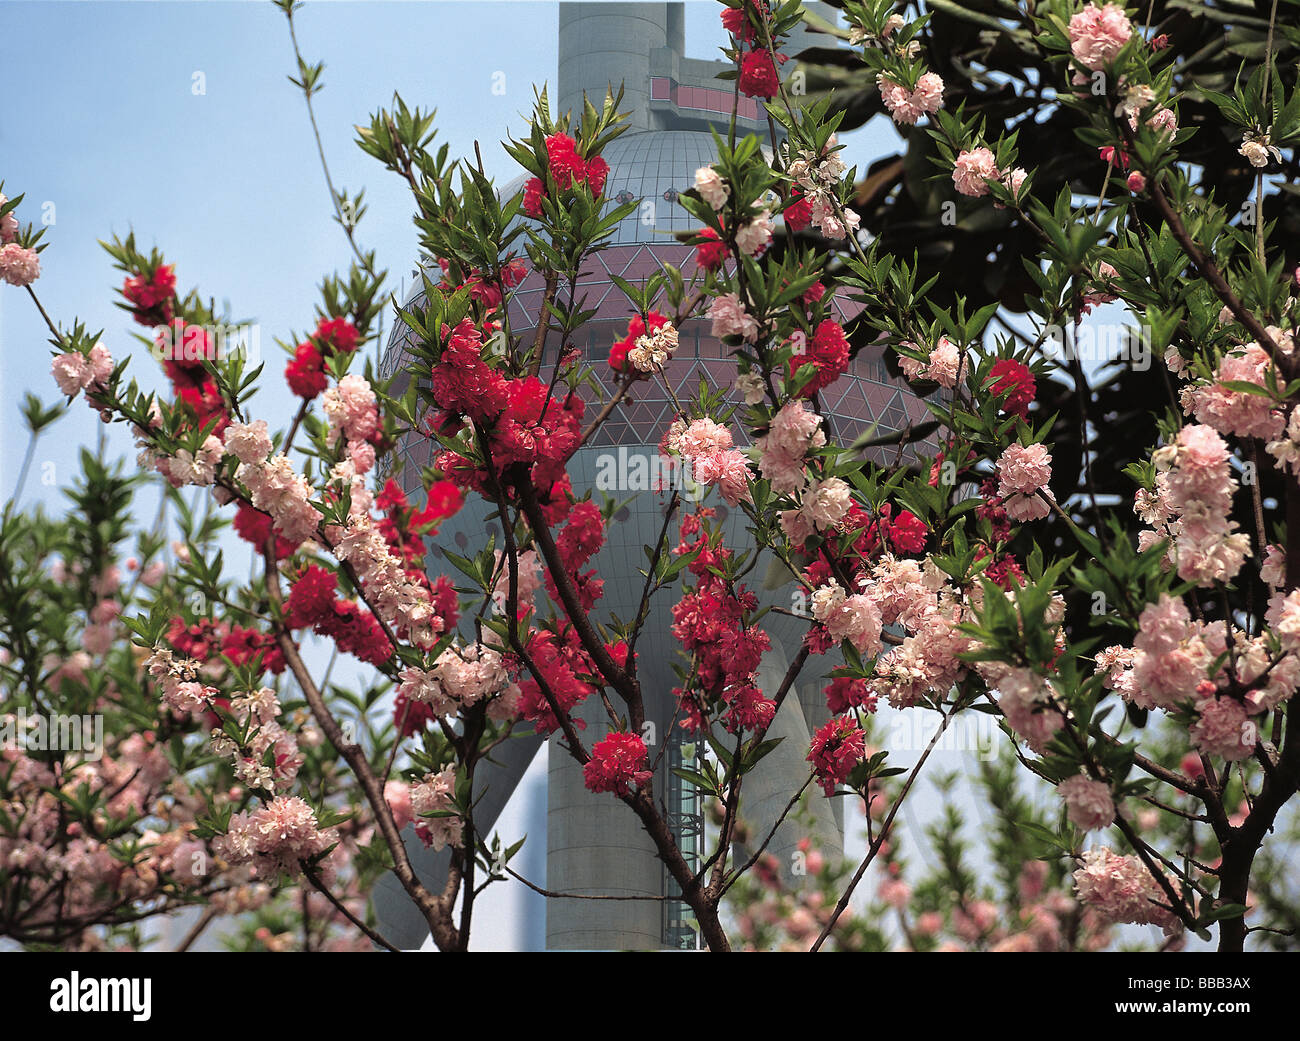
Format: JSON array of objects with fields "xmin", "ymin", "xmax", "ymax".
[
  {"xmin": 546, "ymin": 694, "xmax": 664, "ymax": 950},
  {"xmin": 557, "ymin": 2, "xmax": 675, "ymax": 131}
]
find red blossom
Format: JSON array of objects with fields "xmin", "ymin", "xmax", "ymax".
[
  {"xmin": 693, "ymin": 227, "xmax": 729, "ymax": 272},
  {"xmin": 825, "ymin": 677, "xmax": 877, "ymax": 715},
  {"xmin": 808, "ymin": 715, "xmax": 866, "ymax": 795},
  {"xmin": 987, "ymin": 358, "xmax": 1036, "ymax": 419},
  {"xmin": 887, "ymin": 509, "xmax": 928, "ymax": 555},
  {"xmin": 545, "ymin": 133, "xmax": 586, "ymax": 190},
  {"xmin": 285, "ymin": 341, "xmax": 328, "ymax": 398},
  {"xmin": 232, "ymin": 502, "xmax": 298, "ymax": 559},
  {"xmin": 523, "ymin": 177, "xmax": 546, "ymax": 217},
  {"xmin": 582, "ymin": 731, "xmax": 653, "ymax": 796},
  {"xmin": 789, "ymin": 319, "xmax": 850, "ymax": 398},
  {"xmin": 314, "ymin": 316, "xmax": 359, "ymax": 354},
  {"xmin": 123, "ymin": 265, "xmax": 177, "ymax": 324},
  {"xmin": 784, "ymin": 190, "xmax": 813, "ymax": 232},
  {"xmin": 393, "ymin": 691, "xmax": 437, "ymax": 737},
  {"xmin": 430, "ymin": 318, "xmax": 510, "ymax": 421},
  {"xmin": 221, "ymin": 625, "xmax": 285, "ymax": 675},
  {"xmin": 585, "ymin": 155, "xmax": 609, "ymax": 197},
  {"xmin": 1099, "ymin": 145, "xmax": 1130, "ymax": 169},
  {"xmin": 739, "ymin": 49, "xmax": 783, "ymax": 99}
]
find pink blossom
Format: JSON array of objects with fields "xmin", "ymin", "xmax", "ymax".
[
  {"xmin": 322, "ymin": 373, "xmax": 379, "ymax": 448},
  {"xmin": 1261, "ymin": 545, "xmax": 1286, "ymax": 588},
  {"xmin": 1125, "ymin": 594, "xmax": 1211, "ymax": 710},
  {"xmin": 1073, "ymin": 846, "xmax": 1179, "ymax": 933},
  {"xmin": 916, "ymin": 911, "xmax": 944, "ymax": 936},
  {"xmin": 877, "ymin": 878, "xmax": 911, "ymax": 908},
  {"xmin": 235, "ymin": 454, "xmax": 322, "ymax": 545},
  {"xmin": 1190, "ymin": 696, "xmax": 1258, "ymax": 758},
  {"xmin": 1002, "ymin": 167, "xmax": 1027, "ymax": 200},
  {"xmin": 0, "ymin": 194, "xmax": 17, "ymax": 243},
  {"xmin": 411, "ymin": 766, "xmax": 463, "ymax": 851},
  {"xmin": 898, "ymin": 344, "xmax": 925, "ymax": 382},
  {"xmin": 866, "ymin": 555, "xmax": 938, "ymax": 628},
  {"xmin": 779, "ymin": 507, "xmax": 814, "ymax": 547},
  {"xmin": 1067, "ymin": 3, "xmax": 1132, "ymax": 71},
  {"xmin": 952, "ymin": 148, "xmax": 1000, "ymax": 198},
  {"xmin": 215, "ymin": 796, "xmax": 338, "ymax": 877},
  {"xmin": 1148, "ymin": 424, "xmax": 1249, "ymax": 586},
  {"xmin": 877, "ymin": 71, "xmax": 944, "ymax": 126},
  {"xmin": 384, "ymin": 780, "xmax": 413, "ymax": 831},
  {"xmin": 755, "ymin": 400, "xmax": 825, "ymax": 494},
  {"xmin": 346, "ymin": 439, "xmax": 376, "ymax": 474},
  {"xmin": 493, "ymin": 547, "xmax": 542, "ymax": 616},
  {"xmin": 734, "ymin": 210, "xmax": 773, "ymax": 258},
  {"xmin": 677, "ymin": 418, "xmax": 734, "ymax": 459},
  {"xmin": 432, "ymin": 643, "xmax": 510, "ymax": 705},
  {"xmin": 802, "ymin": 476, "xmax": 853, "ymax": 530},
  {"xmin": 1058, "ymin": 774, "xmax": 1115, "ymax": 831},
  {"xmin": 924, "ymin": 336, "xmax": 963, "ymax": 388},
  {"xmin": 1266, "ymin": 590, "xmax": 1300, "ymax": 655},
  {"xmin": 1183, "ymin": 343, "xmax": 1285, "ymax": 442},
  {"xmin": 994, "ymin": 666, "xmax": 1063, "ymax": 751},
  {"xmin": 808, "ymin": 195, "xmax": 860, "ymax": 240},
  {"xmin": 171, "ymin": 839, "xmax": 208, "ymax": 886},
  {"xmin": 223, "ymin": 420, "xmax": 273, "ymax": 465},
  {"xmin": 822, "ymin": 593, "xmax": 883, "ymax": 656},
  {"xmin": 1265, "ymin": 407, "xmax": 1300, "ymax": 476},
  {"xmin": 333, "ymin": 514, "xmax": 444, "ymax": 649},
  {"xmin": 709, "ymin": 292, "xmax": 759, "ymax": 342},
  {"xmin": 996, "ymin": 442, "xmax": 1053, "ymax": 522},
  {"xmin": 693, "ymin": 448, "xmax": 754, "ymax": 506},
  {"xmin": 0, "ymin": 243, "xmax": 40, "ymax": 286},
  {"xmin": 88, "ymin": 341, "xmax": 113, "ymax": 386},
  {"xmin": 694, "ymin": 166, "xmax": 729, "ymax": 210},
  {"xmin": 52, "ymin": 354, "xmax": 93, "ymax": 397},
  {"xmin": 51, "ymin": 343, "xmax": 113, "ymax": 399},
  {"xmin": 158, "ymin": 434, "xmax": 224, "ymax": 488}
]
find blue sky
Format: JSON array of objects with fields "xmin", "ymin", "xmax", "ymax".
[{"xmin": 2, "ymin": 0, "xmax": 564, "ymax": 501}]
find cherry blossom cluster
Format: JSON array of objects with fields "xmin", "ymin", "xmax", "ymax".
[
  {"xmin": 1138, "ymin": 424, "xmax": 1249, "ymax": 586},
  {"xmin": 410, "ymin": 766, "xmax": 463, "ymax": 851},
  {"xmin": 610, "ymin": 311, "xmax": 680, "ymax": 375},
  {"xmin": 522, "ymin": 132, "xmax": 609, "ymax": 217},
  {"xmin": 783, "ymin": 137, "xmax": 861, "ymax": 240},
  {"xmin": 398, "ymin": 643, "xmax": 520, "ymax": 722},
  {"xmin": 670, "ymin": 510, "xmax": 777, "ymax": 736},
  {"xmin": 0, "ymin": 193, "xmax": 40, "ymax": 287},
  {"xmin": 583, "ymin": 731, "xmax": 653, "ymax": 797},
  {"xmin": 723, "ymin": 1, "xmax": 785, "ymax": 100},
  {"xmin": 1072, "ymin": 846, "xmax": 1180, "ymax": 935},
  {"xmin": 662, "ymin": 417, "xmax": 754, "ymax": 508},
  {"xmin": 215, "ymin": 796, "xmax": 339, "ymax": 879},
  {"xmin": 951, "ymin": 147, "xmax": 1027, "ymax": 201},
  {"xmin": 285, "ymin": 316, "xmax": 361, "ymax": 399}
]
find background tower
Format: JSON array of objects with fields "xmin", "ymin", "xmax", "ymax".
[{"xmin": 374, "ymin": 1, "xmax": 933, "ymax": 950}]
